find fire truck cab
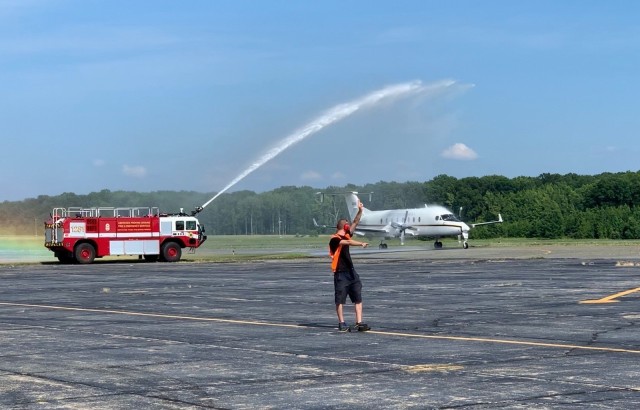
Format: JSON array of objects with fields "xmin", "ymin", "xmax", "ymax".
[{"xmin": 44, "ymin": 206, "xmax": 207, "ymax": 264}]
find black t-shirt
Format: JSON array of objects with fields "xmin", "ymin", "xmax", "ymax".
[{"xmin": 329, "ymin": 234, "xmax": 353, "ymax": 273}]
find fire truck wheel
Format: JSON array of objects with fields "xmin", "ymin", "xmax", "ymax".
[
  {"xmin": 56, "ymin": 252, "xmax": 75, "ymax": 264},
  {"xmin": 75, "ymin": 243, "xmax": 96, "ymax": 264},
  {"xmin": 162, "ymin": 242, "xmax": 182, "ymax": 262}
]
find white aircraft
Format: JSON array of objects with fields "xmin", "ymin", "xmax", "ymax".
[{"xmin": 342, "ymin": 192, "xmax": 502, "ymax": 249}]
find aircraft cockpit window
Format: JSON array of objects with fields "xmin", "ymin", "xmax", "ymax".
[
  {"xmin": 435, "ymin": 216, "xmax": 440, "ymax": 221},
  {"xmin": 441, "ymin": 214, "xmax": 460, "ymax": 222}
]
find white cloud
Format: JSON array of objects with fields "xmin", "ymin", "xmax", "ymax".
[
  {"xmin": 300, "ymin": 170, "xmax": 322, "ymax": 181},
  {"xmin": 331, "ymin": 171, "xmax": 346, "ymax": 180},
  {"xmin": 441, "ymin": 143, "xmax": 478, "ymax": 160},
  {"xmin": 122, "ymin": 164, "xmax": 147, "ymax": 178},
  {"xmin": 93, "ymin": 159, "xmax": 106, "ymax": 167}
]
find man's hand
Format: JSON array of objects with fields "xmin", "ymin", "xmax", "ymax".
[{"xmin": 353, "ymin": 201, "xmax": 364, "ymax": 225}]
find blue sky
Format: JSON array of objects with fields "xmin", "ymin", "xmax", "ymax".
[{"xmin": 2, "ymin": 1, "xmax": 639, "ymax": 201}]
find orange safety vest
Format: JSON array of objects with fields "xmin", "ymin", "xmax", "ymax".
[{"xmin": 329, "ymin": 233, "xmax": 350, "ymax": 273}]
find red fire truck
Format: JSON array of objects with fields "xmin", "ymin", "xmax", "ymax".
[{"xmin": 44, "ymin": 206, "xmax": 207, "ymax": 264}]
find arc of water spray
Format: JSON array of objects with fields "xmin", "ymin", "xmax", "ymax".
[{"xmin": 198, "ymin": 79, "xmax": 456, "ymax": 211}]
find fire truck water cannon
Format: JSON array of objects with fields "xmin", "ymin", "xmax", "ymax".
[{"xmin": 44, "ymin": 205, "xmax": 207, "ymax": 264}]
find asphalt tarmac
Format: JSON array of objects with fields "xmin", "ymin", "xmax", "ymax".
[{"xmin": 2, "ymin": 246, "xmax": 640, "ymax": 409}]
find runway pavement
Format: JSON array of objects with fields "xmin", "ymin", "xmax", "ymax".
[{"xmin": 2, "ymin": 247, "xmax": 640, "ymax": 408}]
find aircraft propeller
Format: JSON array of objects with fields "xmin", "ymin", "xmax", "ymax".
[{"xmin": 390, "ymin": 210, "xmax": 415, "ymax": 245}]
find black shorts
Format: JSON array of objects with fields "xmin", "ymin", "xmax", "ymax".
[{"xmin": 334, "ymin": 269, "xmax": 362, "ymax": 305}]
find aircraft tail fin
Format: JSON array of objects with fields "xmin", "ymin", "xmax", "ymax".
[{"xmin": 344, "ymin": 192, "xmax": 369, "ymax": 221}]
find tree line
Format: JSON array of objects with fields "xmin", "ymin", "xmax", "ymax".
[{"xmin": 3, "ymin": 171, "xmax": 640, "ymax": 239}]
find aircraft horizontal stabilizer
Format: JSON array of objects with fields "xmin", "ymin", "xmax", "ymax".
[
  {"xmin": 471, "ymin": 213, "xmax": 504, "ymax": 228},
  {"xmin": 312, "ymin": 218, "xmax": 328, "ymax": 228}
]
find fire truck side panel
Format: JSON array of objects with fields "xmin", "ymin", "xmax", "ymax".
[
  {"xmin": 98, "ymin": 219, "xmax": 116, "ymax": 238},
  {"xmin": 96, "ymin": 217, "xmax": 161, "ymax": 237},
  {"xmin": 109, "ymin": 240, "xmax": 160, "ymax": 255}
]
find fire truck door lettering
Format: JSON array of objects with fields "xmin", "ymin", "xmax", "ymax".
[{"xmin": 117, "ymin": 220, "xmax": 152, "ymax": 233}]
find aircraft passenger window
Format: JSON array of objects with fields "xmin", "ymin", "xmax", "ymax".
[
  {"xmin": 176, "ymin": 221, "xmax": 185, "ymax": 230},
  {"xmin": 380, "ymin": 218, "xmax": 383, "ymax": 224},
  {"xmin": 418, "ymin": 217, "xmax": 421, "ymax": 222}
]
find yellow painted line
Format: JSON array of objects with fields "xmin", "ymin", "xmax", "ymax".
[
  {"xmin": 404, "ymin": 364, "xmax": 464, "ymax": 373},
  {"xmin": 3, "ymin": 301, "xmax": 640, "ymax": 355},
  {"xmin": 580, "ymin": 286, "xmax": 640, "ymax": 304},
  {"xmin": 0, "ymin": 302, "xmax": 302, "ymax": 329},
  {"xmin": 366, "ymin": 330, "xmax": 640, "ymax": 355}
]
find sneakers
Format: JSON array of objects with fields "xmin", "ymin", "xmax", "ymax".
[
  {"xmin": 353, "ymin": 322, "xmax": 371, "ymax": 332},
  {"xmin": 338, "ymin": 322, "xmax": 371, "ymax": 332}
]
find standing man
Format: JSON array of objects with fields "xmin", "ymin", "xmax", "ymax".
[{"xmin": 329, "ymin": 200, "xmax": 370, "ymax": 332}]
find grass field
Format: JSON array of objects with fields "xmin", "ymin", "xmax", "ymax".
[{"xmin": 2, "ymin": 235, "xmax": 640, "ymax": 264}]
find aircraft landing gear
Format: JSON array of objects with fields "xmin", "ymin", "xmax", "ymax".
[
  {"xmin": 434, "ymin": 240, "xmax": 443, "ymax": 249},
  {"xmin": 379, "ymin": 241, "xmax": 388, "ymax": 249},
  {"xmin": 463, "ymin": 241, "xmax": 469, "ymax": 249}
]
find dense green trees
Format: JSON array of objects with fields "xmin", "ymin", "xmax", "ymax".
[{"xmin": 4, "ymin": 171, "xmax": 640, "ymax": 239}]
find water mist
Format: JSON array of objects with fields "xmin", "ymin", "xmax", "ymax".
[{"xmin": 198, "ymin": 79, "xmax": 456, "ymax": 211}]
